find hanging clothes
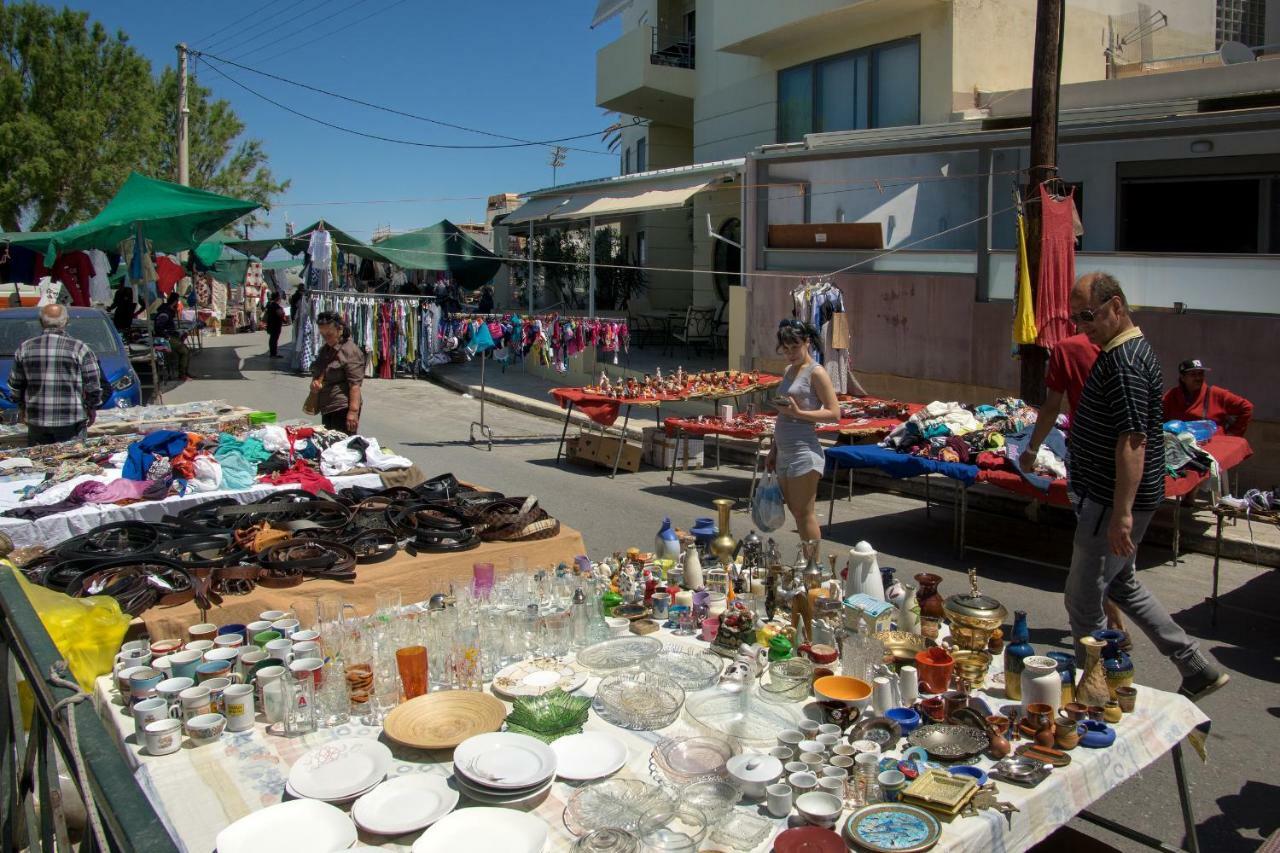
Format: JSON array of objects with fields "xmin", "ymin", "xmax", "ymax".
[
  {"xmin": 307, "ymin": 228, "xmax": 332, "ymax": 290},
  {"xmin": 1034, "ymin": 184, "xmax": 1076, "ymax": 351},
  {"xmin": 87, "ymin": 250, "xmax": 112, "ymax": 305},
  {"xmin": 155, "ymin": 256, "xmax": 184, "ymax": 295},
  {"xmin": 51, "ymin": 252, "xmax": 93, "ymax": 307},
  {"xmin": 1012, "ymin": 212, "xmax": 1038, "ymax": 348}
]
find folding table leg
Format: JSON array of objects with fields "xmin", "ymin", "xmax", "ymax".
[
  {"xmin": 1211, "ymin": 511, "xmax": 1225, "ymax": 627},
  {"xmin": 668, "ymin": 429, "xmax": 680, "ymax": 490},
  {"xmin": 555, "ymin": 402, "xmax": 575, "ymax": 466},
  {"xmin": 609, "ymin": 406, "xmax": 632, "ymax": 479}
]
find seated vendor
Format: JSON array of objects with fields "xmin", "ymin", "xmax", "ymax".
[{"xmin": 1162, "ymin": 358, "xmax": 1252, "ymax": 438}]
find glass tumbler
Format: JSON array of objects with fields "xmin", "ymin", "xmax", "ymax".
[{"xmin": 396, "ymin": 646, "xmax": 429, "ymax": 699}]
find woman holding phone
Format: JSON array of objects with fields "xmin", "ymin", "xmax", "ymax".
[{"xmin": 767, "ymin": 319, "xmax": 842, "ymax": 549}]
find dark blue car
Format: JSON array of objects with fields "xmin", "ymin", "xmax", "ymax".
[{"xmin": 0, "ymin": 307, "xmax": 143, "ymax": 412}]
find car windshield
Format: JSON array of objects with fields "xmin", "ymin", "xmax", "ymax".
[{"xmin": 0, "ymin": 316, "xmax": 120, "ymax": 357}]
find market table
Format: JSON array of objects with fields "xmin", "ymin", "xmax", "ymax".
[
  {"xmin": 0, "ymin": 472, "xmax": 386, "ymax": 549},
  {"xmin": 136, "ymin": 524, "xmax": 588, "ymax": 638},
  {"xmin": 92, "ymin": 624, "xmax": 1210, "ymax": 853}
]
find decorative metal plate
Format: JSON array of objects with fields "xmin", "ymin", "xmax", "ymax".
[
  {"xmin": 906, "ymin": 724, "xmax": 989, "ymax": 761},
  {"xmin": 843, "ymin": 803, "xmax": 942, "ymax": 853}
]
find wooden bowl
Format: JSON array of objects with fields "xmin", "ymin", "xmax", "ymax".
[{"xmin": 382, "ymin": 691, "xmax": 506, "ymax": 750}]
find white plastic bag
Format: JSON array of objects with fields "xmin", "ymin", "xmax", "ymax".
[{"xmin": 752, "ymin": 471, "xmax": 786, "ymax": 532}]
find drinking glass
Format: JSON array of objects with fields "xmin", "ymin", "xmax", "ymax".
[
  {"xmin": 448, "ymin": 624, "xmax": 482, "ymax": 691},
  {"xmin": 670, "ymin": 605, "xmax": 694, "ymax": 636},
  {"xmin": 543, "ymin": 611, "xmax": 573, "ymax": 658},
  {"xmin": 343, "ymin": 637, "xmax": 376, "ymax": 723},
  {"xmin": 473, "ymin": 562, "xmax": 496, "ymax": 597},
  {"xmin": 375, "ymin": 590, "xmax": 402, "ymax": 623},
  {"xmin": 396, "ymin": 646, "xmax": 429, "ymax": 699}
]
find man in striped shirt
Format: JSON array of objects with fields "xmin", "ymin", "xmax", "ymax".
[{"xmin": 1055, "ymin": 272, "xmax": 1227, "ymax": 702}]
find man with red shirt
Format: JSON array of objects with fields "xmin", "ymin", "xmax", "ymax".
[{"xmin": 1162, "ymin": 359, "xmax": 1252, "ymax": 437}]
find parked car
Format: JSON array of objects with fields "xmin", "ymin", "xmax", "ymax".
[{"xmin": 0, "ymin": 307, "xmax": 143, "ymax": 412}]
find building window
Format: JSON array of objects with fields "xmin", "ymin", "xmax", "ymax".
[
  {"xmin": 777, "ymin": 37, "xmax": 920, "ymax": 142},
  {"xmin": 637, "ymin": 231, "xmax": 647, "ymax": 265},
  {"xmin": 1216, "ymin": 0, "xmax": 1266, "ymax": 47},
  {"xmin": 636, "ymin": 138, "xmax": 647, "ymax": 173},
  {"xmin": 624, "ymin": 147, "xmax": 631, "ymax": 175}
]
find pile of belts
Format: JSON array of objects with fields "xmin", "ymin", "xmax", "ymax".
[{"xmin": 16, "ymin": 474, "xmax": 560, "ymax": 617}]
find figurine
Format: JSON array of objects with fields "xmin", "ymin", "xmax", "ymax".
[{"xmin": 711, "ymin": 600, "xmax": 758, "ymax": 657}]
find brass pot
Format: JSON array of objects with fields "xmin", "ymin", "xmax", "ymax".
[
  {"xmin": 943, "ymin": 569, "xmax": 1007, "ymax": 655},
  {"xmin": 710, "ymin": 499, "xmax": 736, "ymax": 566}
]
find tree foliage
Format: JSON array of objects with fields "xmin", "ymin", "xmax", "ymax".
[{"xmin": 0, "ymin": 2, "xmax": 287, "ymax": 234}]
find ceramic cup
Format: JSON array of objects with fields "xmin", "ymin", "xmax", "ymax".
[
  {"xmin": 186, "ymin": 713, "xmax": 226, "ymax": 746},
  {"xmin": 291, "ymin": 641, "xmax": 322, "ymax": 661},
  {"xmin": 831, "ymin": 743, "xmax": 856, "ymax": 759},
  {"xmin": 177, "ymin": 685, "xmax": 213, "ymax": 722},
  {"xmin": 766, "ymin": 783, "xmax": 793, "ymax": 818},
  {"xmin": 605, "ymin": 617, "xmax": 630, "ymax": 636},
  {"xmin": 1086, "ymin": 705, "xmax": 1105, "ymax": 722},
  {"xmin": 143, "ymin": 718, "xmax": 183, "ymax": 756},
  {"xmin": 270, "ymin": 618, "xmax": 300, "ymax": 639},
  {"xmin": 1063, "ymin": 702, "xmax": 1088, "ymax": 721},
  {"xmin": 784, "ymin": 762, "xmax": 809, "ymax": 776},
  {"xmin": 115, "ymin": 645, "xmax": 152, "ymax": 670},
  {"xmin": 150, "ymin": 655, "xmax": 174, "ymax": 678},
  {"xmin": 187, "ymin": 623, "xmax": 218, "ymax": 643},
  {"xmin": 797, "ymin": 739, "xmax": 824, "ymax": 757},
  {"xmin": 202, "ymin": 677, "xmax": 234, "ymax": 714},
  {"xmin": 246, "ymin": 620, "xmax": 273, "ymax": 636},
  {"xmin": 195, "ymin": 660, "xmax": 236, "ymax": 684},
  {"xmin": 651, "ymin": 592, "xmax": 670, "ymax": 619},
  {"xmin": 290, "ymin": 629, "xmax": 321, "ymax": 645},
  {"xmin": 203, "ymin": 647, "xmax": 240, "ymax": 665},
  {"xmin": 131, "ymin": 697, "xmax": 171, "ymax": 738},
  {"xmin": 816, "ymin": 733, "xmax": 841, "ymax": 753},
  {"xmin": 184, "ymin": 639, "xmax": 214, "ymax": 654},
  {"xmin": 264, "ymin": 638, "xmax": 294, "ymax": 661},
  {"xmin": 817, "ymin": 723, "xmax": 842, "ymax": 737},
  {"xmin": 829, "ymin": 755, "xmax": 854, "ymax": 771},
  {"xmin": 167, "ymin": 650, "xmax": 203, "ymax": 680},
  {"xmin": 212, "ymin": 634, "xmax": 244, "ymax": 651},
  {"xmin": 878, "ymin": 769, "xmax": 906, "ymax": 802},
  {"xmin": 238, "ymin": 651, "xmax": 268, "ymax": 681},
  {"xmin": 216, "ymin": 624, "xmax": 247, "ymax": 641},
  {"xmin": 787, "ymin": 771, "xmax": 817, "ymax": 795},
  {"xmin": 821, "ymin": 766, "xmax": 848, "ymax": 781},
  {"xmin": 920, "ymin": 696, "xmax": 946, "ymax": 722},
  {"xmin": 799, "ymin": 752, "xmax": 824, "ymax": 773},
  {"xmin": 258, "ymin": 610, "xmax": 288, "ymax": 623},
  {"xmin": 116, "ymin": 664, "xmax": 150, "ymax": 698},
  {"xmin": 798, "ymin": 719, "xmax": 821, "ymax": 738},
  {"xmin": 777, "ymin": 729, "xmax": 805, "ymax": 751},
  {"xmin": 288, "ymin": 658, "xmax": 324, "ymax": 689},
  {"xmin": 252, "ymin": 630, "xmax": 282, "ymax": 648},
  {"xmin": 914, "ymin": 647, "xmax": 955, "ymax": 694},
  {"xmin": 156, "ymin": 676, "xmax": 194, "ymax": 708},
  {"xmin": 128, "ymin": 667, "xmax": 164, "ymax": 705},
  {"xmin": 1055, "ymin": 717, "xmax": 1081, "ymax": 750},
  {"xmin": 223, "ymin": 684, "xmax": 255, "ymax": 732},
  {"xmin": 769, "ymin": 746, "xmax": 794, "ymax": 762},
  {"xmin": 253, "ymin": 665, "xmax": 287, "ymax": 705},
  {"xmin": 818, "ymin": 777, "xmax": 846, "ymax": 798},
  {"xmin": 1116, "ymin": 686, "xmax": 1137, "ymax": 714}
]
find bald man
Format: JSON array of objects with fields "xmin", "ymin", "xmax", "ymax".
[
  {"xmin": 1062, "ymin": 272, "xmax": 1227, "ymax": 702},
  {"xmin": 9, "ymin": 304, "xmax": 103, "ymax": 446}
]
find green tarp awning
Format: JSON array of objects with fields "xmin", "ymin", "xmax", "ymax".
[
  {"xmin": 0, "ymin": 230, "xmax": 63, "ymax": 255},
  {"xmin": 373, "ymin": 219, "xmax": 500, "ymax": 289},
  {"xmin": 226, "ymin": 220, "xmax": 391, "ymax": 264},
  {"xmin": 46, "ymin": 173, "xmax": 260, "ymax": 262}
]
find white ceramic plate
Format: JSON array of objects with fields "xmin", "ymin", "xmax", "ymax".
[
  {"xmin": 552, "ymin": 732, "xmax": 628, "ymax": 781},
  {"xmin": 453, "ymin": 732, "xmax": 557, "ymax": 790},
  {"xmin": 288, "ymin": 738, "xmax": 393, "ymax": 802},
  {"xmin": 454, "ymin": 774, "xmax": 554, "ymax": 808},
  {"xmin": 491, "ymin": 657, "xmax": 587, "ymax": 697},
  {"xmin": 215, "ymin": 799, "xmax": 356, "ymax": 853},
  {"xmin": 352, "ymin": 775, "xmax": 459, "ymax": 836},
  {"xmin": 411, "ymin": 806, "xmax": 548, "ymax": 853},
  {"xmin": 284, "ymin": 776, "xmax": 381, "ymax": 804}
]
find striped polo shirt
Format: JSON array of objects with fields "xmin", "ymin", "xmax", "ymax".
[{"xmin": 1067, "ymin": 326, "xmax": 1165, "ymax": 511}]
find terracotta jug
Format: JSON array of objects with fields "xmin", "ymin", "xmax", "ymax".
[
  {"xmin": 1075, "ymin": 636, "xmax": 1111, "ymax": 708},
  {"xmin": 914, "ymin": 573, "xmax": 944, "ymax": 625}
]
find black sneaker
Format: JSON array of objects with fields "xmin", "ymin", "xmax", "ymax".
[{"xmin": 1179, "ymin": 668, "xmax": 1230, "ymax": 702}]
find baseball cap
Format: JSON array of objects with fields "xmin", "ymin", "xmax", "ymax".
[{"xmin": 1178, "ymin": 358, "xmax": 1210, "ymax": 374}]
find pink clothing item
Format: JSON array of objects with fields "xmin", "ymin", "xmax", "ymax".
[
  {"xmin": 1034, "ymin": 184, "xmax": 1076, "ymax": 351},
  {"xmin": 91, "ymin": 477, "xmax": 156, "ymax": 503}
]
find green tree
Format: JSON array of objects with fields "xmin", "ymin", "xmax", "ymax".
[
  {"xmin": 0, "ymin": 3, "xmax": 159, "ymax": 231},
  {"xmin": 151, "ymin": 67, "xmax": 288, "ymax": 232}
]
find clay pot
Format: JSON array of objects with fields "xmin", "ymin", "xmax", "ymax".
[
  {"xmin": 914, "ymin": 647, "xmax": 954, "ymax": 695},
  {"xmin": 1063, "ymin": 702, "xmax": 1087, "ymax": 722},
  {"xmin": 1103, "ymin": 700, "xmax": 1123, "ymax": 724},
  {"xmin": 920, "ymin": 697, "xmax": 946, "ymax": 722},
  {"xmin": 943, "ymin": 690, "xmax": 970, "ymax": 719},
  {"xmin": 1054, "ymin": 716, "xmax": 1081, "ymax": 750},
  {"xmin": 1087, "ymin": 705, "xmax": 1105, "ymax": 722},
  {"xmin": 1116, "ymin": 686, "xmax": 1137, "ymax": 714}
]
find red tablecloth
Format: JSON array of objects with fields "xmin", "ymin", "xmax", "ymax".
[
  {"xmin": 976, "ymin": 434, "xmax": 1253, "ymax": 507},
  {"xmin": 817, "ymin": 401, "xmax": 924, "ymax": 437},
  {"xmin": 550, "ymin": 388, "xmax": 668, "ymax": 427},
  {"xmin": 663, "ymin": 416, "xmax": 772, "ymax": 439}
]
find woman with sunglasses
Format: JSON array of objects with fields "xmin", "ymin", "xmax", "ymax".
[{"xmin": 767, "ymin": 319, "xmax": 842, "ymax": 552}]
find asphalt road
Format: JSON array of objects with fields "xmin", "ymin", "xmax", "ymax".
[{"xmin": 169, "ymin": 332, "xmax": 1278, "ymax": 852}]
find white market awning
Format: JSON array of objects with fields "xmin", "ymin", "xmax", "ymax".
[
  {"xmin": 591, "ymin": 0, "xmax": 633, "ymax": 28},
  {"xmin": 504, "ymin": 170, "xmax": 733, "ymax": 225}
]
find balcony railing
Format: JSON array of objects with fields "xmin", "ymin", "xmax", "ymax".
[
  {"xmin": 1, "ymin": 567, "xmax": 180, "ymax": 852},
  {"xmin": 650, "ymin": 27, "xmax": 695, "ymax": 69}
]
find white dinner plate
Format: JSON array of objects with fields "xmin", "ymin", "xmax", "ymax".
[
  {"xmin": 285, "ymin": 775, "xmax": 381, "ymax": 804},
  {"xmin": 453, "ymin": 732, "xmax": 557, "ymax": 790},
  {"xmin": 215, "ymin": 799, "xmax": 356, "ymax": 853},
  {"xmin": 551, "ymin": 732, "xmax": 628, "ymax": 781},
  {"xmin": 454, "ymin": 774, "xmax": 554, "ymax": 808},
  {"xmin": 411, "ymin": 807, "xmax": 548, "ymax": 853},
  {"xmin": 352, "ymin": 775, "xmax": 459, "ymax": 836},
  {"xmin": 288, "ymin": 738, "xmax": 393, "ymax": 802}
]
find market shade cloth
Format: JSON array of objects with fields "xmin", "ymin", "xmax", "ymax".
[
  {"xmin": 373, "ymin": 219, "xmax": 501, "ymax": 288},
  {"xmin": 91, "ymin": 622, "xmax": 1209, "ymax": 853},
  {"xmin": 825, "ymin": 443, "xmax": 980, "ymax": 485},
  {"xmin": 504, "ymin": 171, "xmax": 729, "ymax": 225},
  {"xmin": 976, "ymin": 434, "xmax": 1254, "ymax": 507},
  {"xmin": 551, "ymin": 388, "xmax": 668, "ymax": 427},
  {"xmin": 226, "ymin": 221, "xmax": 392, "ymax": 264},
  {"xmin": 0, "ymin": 230, "xmax": 63, "ymax": 252},
  {"xmin": 44, "ymin": 173, "xmax": 259, "ymax": 262},
  {"xmin": 135, "ymin": 524, "xmax": 586, "ymax": 638}
]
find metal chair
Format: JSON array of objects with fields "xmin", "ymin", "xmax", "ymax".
[{"xmin": 668, "ymin": 305, "xmax": 718, "ymax": 358}]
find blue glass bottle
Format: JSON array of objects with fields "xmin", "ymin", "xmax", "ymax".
[{"xmin": 1004, "ymin": 610, "xmax": 1034, "ymax": 702}]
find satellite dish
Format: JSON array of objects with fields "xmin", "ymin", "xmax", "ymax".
[{"xmin": 1219, "ymin": 41, "xmax": 1256, "ymax": 65}]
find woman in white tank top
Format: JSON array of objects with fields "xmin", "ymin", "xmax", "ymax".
[{"xmin": 768, "ymin": 320, "xmax": 841, "ymax": 549}]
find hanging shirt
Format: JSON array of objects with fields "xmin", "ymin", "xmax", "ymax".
[
  {"xmin": 52, "ymin": 252, "xmax": 93, "ymax": 307},
  {"xmin": 86, "ymin": 250, "xmax": 112, "ymax": 305},
  {"xmin": 1034, "ymin": 185, "xmax": 1076, "ymax": 351},
  {"xmin": 308, "ymin": 229, "xmax": 332, "ymax": 270}
]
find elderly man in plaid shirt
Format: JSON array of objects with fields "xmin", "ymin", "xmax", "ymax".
[{"xmin": 10, "ymin": 304, "xmax": 103, "ymax": 446}]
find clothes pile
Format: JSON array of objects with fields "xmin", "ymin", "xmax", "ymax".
[{"xmin": 882, "ymin": 398, "xmax": 1039, "ymax": 464}]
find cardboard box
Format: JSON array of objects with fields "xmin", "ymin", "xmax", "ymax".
[
  {"xmin": 648, "ymin": 434, "xmax": 704, "ymax": 469},
  {"xmin": 570, "ymin": 431, "xmax": 642, "ymax": 473}
]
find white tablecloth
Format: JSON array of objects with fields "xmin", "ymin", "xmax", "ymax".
[
  {"xmin": 92, "ymin": 627, "xmax": 1209, "ymax": 853},
  {"xmin": 0, "ymin": 473, "xmax": 384, "ymax": 548}
]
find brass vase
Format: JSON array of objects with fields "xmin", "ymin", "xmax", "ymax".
[{"xmin": 710, "ymin": 499, "xmax": 736, "ymax": 567}]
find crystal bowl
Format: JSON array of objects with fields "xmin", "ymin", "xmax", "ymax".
[{"xmin": 594, "ymin": 671, "xmax": 684, "ymax": 731}]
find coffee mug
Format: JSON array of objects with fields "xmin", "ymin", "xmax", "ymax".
[
  {"xmin": 252, "ymin": 630, "xmax": 282, "ymax": 649},
  {"xmin": 246, "ymin": 620, "xmax": 273, "ymax": 635},
  {"xmin": 131, "ymin": 697, "xmax": 171, "ymax": 737},
  {"xmin": 264, "ymin": 638, "xmax": 294, "ymax": 661},
  {"xmin": 238, "ymin": 650, "xmax": 268, "ymax": 680},
  {"xmin": 115, "ymin": 647, "xmax": 152, "ymax": 670},
  {"xmin": 188, "ymin": 623, "xmax": 218, "ymax": 643},
  {"xmin": 149, "ymin": 639, "xmax": 183, "ymax": 656},
  {"xmin": 914, "ymin": 648, "xmax": 954, "ymax": 695},
  {"xmin": 202, "ymin": 677, "xmax": 234, "ymax": 713},
  {"xmin": 270, "ymin": 618, "xmax": 300, "ymax": 638},
  {"xmin": 290, "ymin": 629, "xmax": 321, "ymax": 645},
  {"xmin": 253, "ymin": 665, "xmax": 287, "ymax": 703},
  {"xmin": 184, "ymin": 639, "xmax": 214, "ymax": 654},
  {"xmin": 291, "ymin": 641, "xmax": 322, "ymax": 661},
  {"xmin": 151, "ymin": 655, "xmax": 174, "ymax": 677},
  {"xmin": 177, "ymin": 685, "xmax": 213, "ymax": 721},
  {"xmin": 128, "ymin": 667, "xmax": 164, "ymax": 705},
  {"xmin": 288, "ymin": 658, "xmax": 324, "ymax": 689},
  {"xmin": 262, "ymin": 679, "xmax": 287, "ymax": 724},
  {"xmin": 223, "ymin": 683, "xmax": 256, "ymax": 732},
  {"xmin": 212, "ymin": 634, "xmax": 244, "ymax": 651},
  {"xmin": 195, "ymin": 660, "xmax": 235, "ymax": 683},
  {"xmin": 171, "ymin": 653, "xmax": 204, "ymax": 683},
  {"xmin": 217, "ymin": 623, "xmax": 247, "ymax": 641},
  {"xmin": 203, "ymin": 647, "xmax": 240, "ymax": 665},
  {"xmin": 258, "ymin": 610, "xmax": 287, "ymax": 623},
  {"xmin": 144, "ymin": 718, "xmax": 183, "ymax": 756},
  {"xmin": 116, "ymin": 664, "xmax": 150, "ymax": 697},
  {"xmin": 156, "ymin": 676, "xmax": 194, "ymax": 707}
]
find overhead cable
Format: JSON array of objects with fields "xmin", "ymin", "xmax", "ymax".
[
  {"xmin": 222, "ymin": 0, "xmax": 362, "ymax": 61},
  {"xmin": 191, "ymin": 0, "xmax": 290, "ymax": 51}
]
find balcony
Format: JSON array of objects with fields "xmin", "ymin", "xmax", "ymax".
[
  {"xmin": 713, "ymin": 0, "xmax": 946, "ymax": 56},
  {"xmin": 597, "ymin": 25, "xmax": 696, "ymax": 126}
]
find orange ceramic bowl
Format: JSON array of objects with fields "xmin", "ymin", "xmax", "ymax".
[{"xmin": 813, "ymin": 675, "xmax": 873, "ymax": 711}]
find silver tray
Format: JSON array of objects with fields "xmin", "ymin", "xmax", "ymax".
[
  {"xmin": 906, "ymin": 723, "xmax": 989, "ymax": 761},
  {"xmin": 576, "ymin": 636, "xmax": 663, "ymax": 673}
]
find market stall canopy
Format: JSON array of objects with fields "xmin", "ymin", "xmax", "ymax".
[
  {"xmin": 373, "ymin": 219, "xmax": 500, "ymax": 289},
  {"xmin": 228, "ymin": 220, "xmax": 391, "ymax": 264},
  {"xmin": 222, "ymin": 236, "xmax": 287, "ymax": 259},
  {"xmin": 44, "ymin": 173, "xmax": 260, "ymax": 262},
  {"xmin": 0, "ymin": 230, "xmax": 64, "ymax": 254}
]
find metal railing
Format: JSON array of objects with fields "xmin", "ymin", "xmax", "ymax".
[
  {"xmin": 650, "ymin": 26, "xmax": 695, "ymax": 69},
  {"xmin": 0, "ymin": 567, "xmax": 180, "ymax": 852}
]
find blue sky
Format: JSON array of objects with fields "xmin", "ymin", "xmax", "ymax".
[{"xmin": 69, "ymin": 1, "xmax": 622, "ymax": 239}]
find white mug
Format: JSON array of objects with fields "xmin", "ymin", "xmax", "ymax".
[
  {"xmin": 262, "ymin": 680, "xmax": 287, "ymax": 724},
  {"xmin": 290, "ymin": 629, "xmax": 321, "ymax": 645},
  {"xmin": 132, "ymin": 697, "xmax": 170, "ymax": 737},
  {"xmin": 114, "ymin": 647, "xmax": 152, "ymax": 670},
  {"xmin": 766, "ymin": 783, "xmax": 794, "ymax": 818},
  {"xmin": 270, "ymin": 618, "xmax": 300, "ymax": 639},
  {"xmin": 246, "ymin": 620, "xmax": 274, "ymax": 635},
  {"xmin": 264, "ymin": 638, "xmax": 294, "ymax": 661},
  {"xmin": 204, "ymin": 647, "xmax": 240, "ymax": 664},
  {"xmin": 144, "ymin": 718, "xmax": 183, "ymax": 756},
  {"xmin": 290, "ymin": 641, "xmax": 322, "ymax": 661},
  {"xmin": 184, "ymin": 640, "xmax": 214, "ymax": 654},
  {"xmin": 258, "ymin": 611, "xmax": 288, "ymax": 623},
  {"xmin": 213, "ymin": 634, "xmax": 244, "ymax": 650},
  {"xmin": 156, "ymin": 677, "xmax": 194, "ymax": 707},
  {"xmin": 254, "ymin": 665, "xmax": 286, "ymax": 706},
  {"xmin": 223, "ymin": 684, "xmax": 256, "ymax": 732},
  {"xmin": 178, "ymin": 685, "xmax": 213, "ymax": 722}
]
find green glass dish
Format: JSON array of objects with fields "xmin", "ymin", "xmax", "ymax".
[
  {"xmin": 504, "ymin": 721, "xmax": 584, "ymax": 744},
  {"xmin": 505, "ymin": 687, "xmax": 591, "ymax": 734}
]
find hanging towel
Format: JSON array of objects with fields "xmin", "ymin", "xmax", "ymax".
[{"xmin": 1012, "ymin": 212, "xmax": 1038, "ymax": 347}]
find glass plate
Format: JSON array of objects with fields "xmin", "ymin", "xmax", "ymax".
[
  {"xmin": 593, "ymin": 671, "xmax": 684, "ymax": 731},
  {"xmin": 566, "ymin": 780, "xmax": 673, "ymax": 834},
  {"xmin": 683, "ymin": 687, "xmax": 806, "ymax": 746},
  {"xmin": 641, "ymin": 647, "xmax": 723, "ymax": 691},
  {"xmin": 576, "ymin": 637, "xmax": 663, "ymax": 673},
  {"xmin": 679, "ymin": 780, "xmax": 741, "ymax": 825},
  {"xmin": 710, "ymin": 810, "xmax": 773, "ymax": 851},
  {"xmin": 652, "ymin": 736, "xmax": 737, "ymax": 784}
]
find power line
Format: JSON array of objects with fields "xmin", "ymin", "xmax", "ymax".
[
  {"xmin": 202, "ymin": 0, "xmax": 318, "ymax": 54},
  {"xmin": 199, "ymin": 58, "xmax": 617, "ymax": 155},
  {"xmin": 221, "ymin": 0, "xmax": 354, "ymax": 61},
  {"xmin": 197, "ymin": 51, "xmax": 619, "ymax": 154},
  {"xmin": 269, "ymin": 0, "xmax": 416, "ymax": 63},
  {"xmin": 191, "ymin": 0, "xmax": 289, "ymax": 50}
]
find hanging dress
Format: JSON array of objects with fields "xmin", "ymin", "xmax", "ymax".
[{"xmin": 1034, "ymin": 185, "xmax": 1076, "ymax": 351}]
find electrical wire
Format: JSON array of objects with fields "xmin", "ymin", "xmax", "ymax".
[
  {"xmin": 196, "ymin": 51, "xmax": 621, "ymax": 153},
  {"xmin": 191, "ymin": 0, "xmax": 290, "ymax": 51},
  {"xmin": 222, "ymin": 0, "xmax": 356, "ymax": 61},
  {"xmin": 270, "ymin": 0, "xmax": 417, "ymax": 63}
]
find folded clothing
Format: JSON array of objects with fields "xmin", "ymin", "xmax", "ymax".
[
  {"xmin": 259, "ymin": 460, "xmax": 335, "ymax": 495},
  {"xmin": 320, "ymin": 435, "xmax": 411, "ymax": 477},
  {"xmin": 122, "ymin": 430, "xmax": 190, "ymax": 480}
]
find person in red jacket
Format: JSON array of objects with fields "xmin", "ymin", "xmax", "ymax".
[{"xmin": 1162, "ymin": 359, "xmax": 1252, "ymax": 437}]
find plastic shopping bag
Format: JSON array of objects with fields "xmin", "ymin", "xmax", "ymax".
[{"xmin": 751, "ymin": 471, "xmax": 786, "ymax": 533}]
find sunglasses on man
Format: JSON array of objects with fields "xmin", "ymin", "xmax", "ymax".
[{"xmin": 1068, "ymin": 295, "xmax": 1119, "ymax": 325}]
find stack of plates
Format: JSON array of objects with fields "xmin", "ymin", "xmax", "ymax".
[
  {"xmin": 452, "ymin": 732, "xmax": 557, "ymax": 807},
  {"xmin": 352, "ymin": 775, "xmax": 459, "ymax": 836},
  {"xmin": 286, "ymin": 738, "xmax": 393, "ymax": 803}
]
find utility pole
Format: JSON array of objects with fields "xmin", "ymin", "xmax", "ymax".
[
  {"xmin": 549, "ymin": 146, "xmax": 567, "ymax": 186},
  {"xmin": 177, "ymin": 43, "xmax": 190, "ymax": 187},
  {"xmin": 1018, "ymin": 0, "xmax": 1064, "ymax": 404}
]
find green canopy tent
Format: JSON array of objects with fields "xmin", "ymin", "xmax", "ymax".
[
  {"xmin": 373, "ymin": 219, "xmax": 501, "ymax": 289},
  {"xmin": 45, "ymin": 172, "xmax": 260, "ymax": 263},
  {"xmin": 226, "ymin": 220, "xmax": 391, "ymax": 264}
]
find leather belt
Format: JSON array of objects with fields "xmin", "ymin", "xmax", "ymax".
[{"xmin": 257, "ymin": 540, "xmax": 358, "ymax": 582}]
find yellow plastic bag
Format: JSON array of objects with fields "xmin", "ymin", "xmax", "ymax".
[{"xmin": 5, "ymin": 564, "xmax": 131, "ymax": 690}]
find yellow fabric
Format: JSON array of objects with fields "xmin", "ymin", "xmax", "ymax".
[
  {"xmin": 1102, "ymin": 325, "xmax": 1143, "ymax": 353},
  {"xmin": 1012, "ymin": 213, "xmax": 1038, "ymax": 347}
]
